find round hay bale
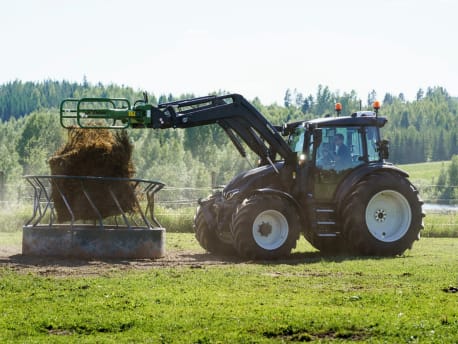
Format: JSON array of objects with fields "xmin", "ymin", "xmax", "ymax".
[{"xmin": 49, "ymin": 128, "xmax": 137, "ymax": 222}]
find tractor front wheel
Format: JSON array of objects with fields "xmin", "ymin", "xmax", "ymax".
[
  {"xmin": 231, "ymin": 194, "xmax": 300, "ymax": 259},
  {"xmin": 194, "ymin": 195, "xmax": 235, "ymax": 256}
]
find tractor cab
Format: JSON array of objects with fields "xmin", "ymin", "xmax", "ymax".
[{"xmin": 288, "ymin": 103, "xmax": 389, "ymax": 201}]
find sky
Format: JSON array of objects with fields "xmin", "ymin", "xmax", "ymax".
[{"xmin": 1, "ymin": 0, "xmax": 457, "ymax": 105}]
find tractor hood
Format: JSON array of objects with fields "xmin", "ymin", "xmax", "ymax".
[{"xmin": 222, "ymin": 162, "xmax": 285, "ymax": 200}]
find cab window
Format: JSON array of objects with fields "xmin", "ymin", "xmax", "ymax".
[
  {"xmin": 315, "ymin": 127, "xmax": 365, "ymax": 172},
  {"xmin": 365, "ymin": 126, "xmax": 381, "ymax": 162}
]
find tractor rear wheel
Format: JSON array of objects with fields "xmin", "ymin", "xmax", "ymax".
[
  {"xmin": 231, "ymin": 194, "xmax": 300, "ymax": 259},
  {"xmin": 194, "ymin": 196, "xmax": 235, "ymax": 256},
  {"xmin": 342, "ymin": 172, "xmax": 423, "ymax": 256}
]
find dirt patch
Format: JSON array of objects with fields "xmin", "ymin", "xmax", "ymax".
[
  {"xmin": 0, "ymin": 244, "xmax": 243, "ymax": 276},
  {"xmin": 0, "ymin": 246, "xmax": 20, "ymax": 258},
  {"xmin": 0, "ymin": 244, "xmax": 325, "ymax": 276},
  {"xmin": 49, "ymin": 128, "xmax": 136, "ymax": 222}
]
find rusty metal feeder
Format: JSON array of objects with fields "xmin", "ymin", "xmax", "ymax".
[{"xmin": 22, "ymin": 175, "xmax": 166, "ymax": 259}]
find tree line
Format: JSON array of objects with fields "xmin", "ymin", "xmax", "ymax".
[{"xmin": 0, "ymin": 80, "xmax": 457, "ymax": 190}]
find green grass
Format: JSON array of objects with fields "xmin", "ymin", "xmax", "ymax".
[
  {"xmin": 1, "ymin": 235, "xmax": 457, "ymax": 343},
  {"xmin": 155, "ymin": 206, "xmax": 195, "ymax": 233},
  {"xmin": 0, "ymin": 231, "xmax": 22, "ymax": 245},
  {"xmin": 0, "ymin": 204, "xmax": 31, "ymax": 233},
  {"xmin": 424, "ymin": 213, "xmax": 458, "ymax": 237}
]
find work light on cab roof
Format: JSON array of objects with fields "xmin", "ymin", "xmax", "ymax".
[
  {"xmin": 373, "ymin": 100, "xmax": 381, "ymax": 115},
  {"xmin": 335, "ymin": 102, "xmax": 342, "ymax": 116}
]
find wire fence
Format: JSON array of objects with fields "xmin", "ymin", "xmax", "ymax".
[
  {"xmin": 0, "ymin": 180, "xmax": 457, "ymax": 236},
  {"xmin": 1, "ymin": 180, "xmax": 457, "ymax": 214},
  {"xmin": 0, "ymin": 181, "xmax": 214, "ymax": 212}
]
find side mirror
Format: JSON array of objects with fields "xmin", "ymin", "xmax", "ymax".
[{"xmin": 376, "ymin": 139, "xmax": 390, "ymax": 160}]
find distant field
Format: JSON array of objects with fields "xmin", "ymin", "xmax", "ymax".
[
  {"xmin": 399, "ymin": 160, "xmax": 450, "ymax": 185},
  {"xmin": 399, "ymin": 160, "xmax": 457, "ymax": 206}
]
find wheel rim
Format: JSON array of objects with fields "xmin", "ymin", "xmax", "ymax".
[
  {"xmin": 252, "ymin": 210, "xmax": 289, "ymax": 250},
  {"xmin": 365, "ymin": 190, "xmax": 412, "ymax": 242}
]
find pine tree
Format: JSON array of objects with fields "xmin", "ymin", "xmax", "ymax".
[{"xmin": 283, "ymin": 89, "xmax": 292, "ymax": 108}]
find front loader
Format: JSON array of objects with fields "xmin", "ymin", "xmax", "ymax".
[{"xmin": 60, "ymin": 93, "xmax": 424, "ymax": 259}]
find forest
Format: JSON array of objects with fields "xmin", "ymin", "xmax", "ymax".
[{"xmin": 0, "ymin": 80, "xmax": 457, "ymax": 193}]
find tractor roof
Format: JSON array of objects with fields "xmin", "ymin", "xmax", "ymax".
[{"xmin": 305, "ymin": 115, "xmax": 387, "ymax": 128}]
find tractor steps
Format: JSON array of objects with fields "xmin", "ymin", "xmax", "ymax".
[{"xmin": 314, "ymin": 204, "xmax": 340, "ymax": 237}]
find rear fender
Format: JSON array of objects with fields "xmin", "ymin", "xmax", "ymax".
[{"xmin": 335, "ymin": 163, "xmax": 409, "ymax": 207}]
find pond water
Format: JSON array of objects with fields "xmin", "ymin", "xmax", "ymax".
[{"xmin": 423, "ymin": 203, "xmax": 458, "ymax": 213}]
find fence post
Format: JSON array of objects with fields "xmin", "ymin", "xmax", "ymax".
[
  {"xmin": 0, "ymin": 171, "xmax": 4, "ymax": 202},
  {"xmin": 211, "ymin": 171, "xmax": 217, "ymax": 189}
]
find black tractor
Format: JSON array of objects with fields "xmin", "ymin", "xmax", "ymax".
[{"xmin": 60, "ymin": 93, "xmax": 424, "ymax": 259}]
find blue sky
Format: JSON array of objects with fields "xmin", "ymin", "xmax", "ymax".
[{"xmin": 1, "ymin": 0, "xmax": 457, "ymax": 104}]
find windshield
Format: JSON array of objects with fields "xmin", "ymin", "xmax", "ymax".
[{"xmin": 288, "ymin": 126, "xmax": 305, "ymax": 153}]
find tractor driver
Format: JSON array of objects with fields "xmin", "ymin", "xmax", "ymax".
[
  {"xmin": 316, "ymin": 142, "xmax": 334, "ymax": 169},
  {"xmin": 334, "ymin": 133, "xmax": 351, "ymax": 170}
]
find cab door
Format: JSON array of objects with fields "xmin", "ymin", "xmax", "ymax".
[{"xmin": 313, "ymin": 126, "xmax": 365, "ymax": 201}]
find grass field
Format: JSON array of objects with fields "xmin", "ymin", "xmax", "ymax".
[
  {"xmin": 1, "ymin": 233, "xmax": 457, "ymax": 343},
  {"xmin": 0, "ymin": 162, "xmax": 456, "ymax": 342}
]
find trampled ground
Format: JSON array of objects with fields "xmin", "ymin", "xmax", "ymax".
[{"xmin": 0, "ymin": 238, "xmax": 241, "ymax": 277}]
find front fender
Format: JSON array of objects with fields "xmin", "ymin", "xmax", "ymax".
[
  {"xmin": 197, "ymin": 193, "xmax": 220, "ymax": 229},
  {"xmin": 244, "ymin": 188, "xmax": 306, "ymax": 228}
]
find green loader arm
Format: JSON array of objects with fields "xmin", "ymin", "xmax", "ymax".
[{"xmin": 59, "ymin": 93, "xmax": 295, "ymax": 164}]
